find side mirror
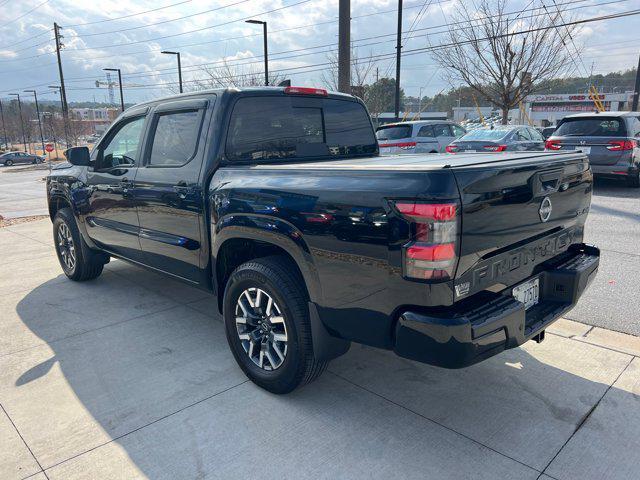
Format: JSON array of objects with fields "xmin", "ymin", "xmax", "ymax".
[{"xmin": 64, "ymin": 146, "xmax": 91, "ymax": 166}]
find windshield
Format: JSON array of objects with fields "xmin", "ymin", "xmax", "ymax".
[
  {"xmin": 376, "ymin": 125, "xmax": 412, "ymax": 141},
  {"xmin": 555, "ymin": 117, "xmax": 626, "ymax": 137},
  {"xmin": 459, "ymin": 128, "xmax": 511, "ymax": 141}
]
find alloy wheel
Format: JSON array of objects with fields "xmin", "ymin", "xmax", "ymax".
[
  {"xmin": 57, "ymin": 222, "xmax": 76, "ymax": 271},
  {"xmin": 235, "ymin": 287, "xmax": 288, "ymax": 371}
]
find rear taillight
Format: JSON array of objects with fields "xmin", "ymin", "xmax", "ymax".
[
  {"xmin": 445, "ymin": 145, "xmax": 458, "ymax": 153},
  {"xmin": 394, "ymin": 202, "xmax": 458, "ymax": 281},
  {"xmin": 606, "ymin": 140, "xmax": 636, "ymax": 151},
  {"xmin": 483, "ymin": 144, "xmax": 507, "ymax": 152},
  {"xmin": 545, "ymin": 139, "xmax": 562, "ymax": 150},
  {"xmin": 379, "ymin": 141, "xmax": 416, "ymax": 150}
]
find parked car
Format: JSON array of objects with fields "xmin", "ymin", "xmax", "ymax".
[
  {"xmin": 446, "ymin": 125, "xmax": 545, "ymax": 153},
  {"xmin": 541, "ymin": 126, "xmax": 557, "ymax": 139},
  {"xmin": 545, "ymin": 112, "xmax": 640, "ymax": 187},
  {"xmin": 1, "ymin": 151, "xmax": 45, "ymax": 166},
  {"xmin": 376, "ymin": 120, "xmax": 466, "ymax": 154},
  {"xmin": 47, "ymin": 87, "xmax": 599, "ymax": 394}
]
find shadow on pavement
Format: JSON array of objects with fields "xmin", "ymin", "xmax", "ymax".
[
  {"xmin": 6, "ymin": 267, "xmax": 638, "ymax": 479},
  {"xmin": 592, "ymin": 177, "xmax": 640, "ymax": 199}
]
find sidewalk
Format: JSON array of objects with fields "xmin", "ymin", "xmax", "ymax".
[{"xmin": 1, "ymin": 219, "xmax": 638, "ymax": 480}]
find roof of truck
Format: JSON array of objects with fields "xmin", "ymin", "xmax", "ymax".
[{"xmin": 129, "ymin": 86, "xmax": 357, "ymax": 110}]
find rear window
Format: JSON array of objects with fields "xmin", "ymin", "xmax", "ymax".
[
  {"xmin": 225, "ymin": 96, "xmax": 376, "ymax": 162},
  {"xmin": 376, "ymin": 125, "xmax": 412, "ymax": 141},
  {"xmin": 460, "ymin": 128, "xmax": 511, "ymax": 141},
  {"xmin": 555, "ymin": 117, "xmax": 626, "ymax": 137}
]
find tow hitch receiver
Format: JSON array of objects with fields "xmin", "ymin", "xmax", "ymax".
[{"xmin": 532, "ymin": 330, "xmax": 546, "ymax": 344}]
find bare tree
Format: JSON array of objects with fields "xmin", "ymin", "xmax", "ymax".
[
  {"xmin": 190, "ymin": 58, "xmax": 284, "ymax": 90},
  {"xmin": 321, "ymin": 48, "xmax": 376, "ymax": 97},
  {"xmin": 431, "ymin": 0, "xmax": 579, "ymax": 124}
]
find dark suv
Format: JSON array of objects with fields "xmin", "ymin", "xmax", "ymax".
[{"xmin": 545, "ymin": 112, "xmax": 640, "ymax": 187}]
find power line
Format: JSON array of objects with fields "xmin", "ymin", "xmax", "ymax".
[
  {"xmin": 2, "ymin": 0, "xmax": 52, "ymax": 28},
  {"xmin": 65, "ymin": 0, "xmax": 192, "ymax": 27},
  {"xmin": 64, "ymin": 0, "xmax": 253, "ymax": 38}
]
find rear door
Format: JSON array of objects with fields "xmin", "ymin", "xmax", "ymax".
[
  {"xmin": 414, "ymin": 124, "xmax": 439, "ymax": 153},
  {"xmin": 133, "ymin": 97, "xmax": 211, "ymax": 283}
]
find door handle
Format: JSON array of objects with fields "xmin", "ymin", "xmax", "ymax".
[{"xmin": 173, "ymin": 180, "xmax": 191, "ymax": 199}]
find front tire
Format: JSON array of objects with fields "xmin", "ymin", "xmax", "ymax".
[
  {"xmin": 5, "ymin": 159, "xmax": 13, "ymax": 166},
  {"xmin": 223, "ymin": 256, "xmax": 327, "ymax": 394},
  {"xmin": 53, "ymin": 208, "xmax": 106, "ymax": 281}
]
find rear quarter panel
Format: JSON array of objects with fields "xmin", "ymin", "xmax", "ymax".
[{"xmin": 209, "ymin": 165, "xmax": 460, "ymax": 348}]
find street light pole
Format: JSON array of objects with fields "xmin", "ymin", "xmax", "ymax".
[
  {"xmin": 246, "ymin": 20, "xmax": 268, "ymax": 86},
  {"xmin": 0, "ymin": 99, "xmax": 8, "ymax": 149},
  {"xmin": 394, "ymin": 0, "xmax": 403, "ymax": 121},
  {"xmin": 9, "ymin": 93, "xmax": 28, "ymax": 153},
  {"xmin": 161, "ymin": 51, "xmax": 183, "ymax": 93},
  {"xmin": 104, "ymin": 68, "xmax": 124, "ymax": 111},
  {"xmin": 25, "ymin": 90, "xmax": 46, "ymax": 156}
]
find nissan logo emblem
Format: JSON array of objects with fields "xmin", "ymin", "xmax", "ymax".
[{"xmin": 539, "ymin": 197, "xmax": 552, "ymax": 222}]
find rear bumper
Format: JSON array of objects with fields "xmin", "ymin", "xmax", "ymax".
[{"xmin": 393, "ymin": 244, "xmax": 599, "ymax": 368}]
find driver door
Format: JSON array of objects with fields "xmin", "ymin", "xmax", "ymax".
[{"xmin": 85, "ymin": 113, "xmax": 147, "ymax": 261}]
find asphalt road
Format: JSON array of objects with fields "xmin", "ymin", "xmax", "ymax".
[
  {"xmin": 568, "ymin": 177, "xmax": 640, "ymax": 336},
  {"xmin": 1, "ymin": 165, "xmax": 638, "ymax": 335}
]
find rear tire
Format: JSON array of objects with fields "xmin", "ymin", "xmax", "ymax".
[
  {"xmin": 626, "ymin": 170, "xmax": 640, "ymax": 188},
  {"xmin": 53, "ymin": 208, "xmax": 107, "ymax": 281},
  {"xmin": 223, "ymin": 255, "xmax": 327, "ymax": 394}
]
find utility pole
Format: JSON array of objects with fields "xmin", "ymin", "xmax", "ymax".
[
  {"xmin": 161, "ymin": 51, "xmax": 183, "ymax": 93},
  {"xmin": 54, "ymin": 23, "xmax": 70, "ymax": 148},
  {"xmin": 9, "ymin": 94, "xmax": 28, "ymax": 153},
  {"xmin": 0, "ymin": 99, "xmax": 8, "ymax": 149},
  {"xmin": 338, "ymin": 0, "xmax": 350, "ymax": 93},
  {"xmin": 103, "ymin": 68, "xmax": 124, "ymax": 111},
  {"xmin": 246, "ymin": 20, "xmax": 269, "ymax": 86},
  {"xmin": 25, "ymin": 90, "xmax": 45, "ymax": 156},
  {"xmin": 632, "ymin": 54, "xmax": 640, "ymax": 111},
  {"xmin": 48, "ymin": 85, "xmax": 68, "ymax": 149},
  {"xmin": 394, "ymin": 0, "xmax": 403, "ymax": 121}
]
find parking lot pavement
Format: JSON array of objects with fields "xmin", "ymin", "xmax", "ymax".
[
  {"xmin": 1, "ymin": 219, "xmax": 639, "ymax": 480},
  {"xmin": 0, "ymin": 166, "xmax": 50, "ymax": 219}
]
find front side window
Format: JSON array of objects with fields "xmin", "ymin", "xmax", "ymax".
[
  {"xmin": 451, "ymin": 125, "xmax": 466, "ymax": 137},
  {"xmin": 149, "ymin": 110, "xmax": 202, "ymax": 166},
  {"xmin": 98, "ymin": 116, "xmax": 145, "ymax": 169},
  {"xmin": 226, "ymin": 96, "xmax": 376, "ymax": 162}
]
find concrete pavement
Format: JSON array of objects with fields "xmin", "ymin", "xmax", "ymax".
[{"xmin": 1, "ymin": 218, "xmax": 639, "ymax": 480}]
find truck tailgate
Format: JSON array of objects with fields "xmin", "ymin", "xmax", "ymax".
[{"xmin": 450, "ymin": 152, "xmax": 592, "ymax": 301}]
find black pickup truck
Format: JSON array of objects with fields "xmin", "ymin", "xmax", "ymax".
[{"xmin": 47, "ymin": 87, "xmax": 599, "ymax": 393}]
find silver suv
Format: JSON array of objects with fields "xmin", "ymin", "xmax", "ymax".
[
  {"xmin": 376, "ymin": 120, "xmax": 466, "ymax": 154},
  {"xmin": 545, "ymin": 112, "xmax": 640, "ymax": 188}
]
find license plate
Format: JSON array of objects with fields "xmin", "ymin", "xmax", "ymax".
[
  {"xmin": 380, "ymin": 147, "xmax": 391, "ymax": 154},
  {"xmin": 574, "ymin": 146, "xmax": 590, "ymax": 154},
  {"xmin": 512, "ymin": 278, "xmax": 539, "ymax": 310},
  {"xmin": 465, "ymin": 149, "xmax": 477, "ymax": 153}
]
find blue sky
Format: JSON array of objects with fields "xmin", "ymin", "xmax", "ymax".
[{"xmin": 0, "ymin": 0, "xmax": 638, "ymax": 105}]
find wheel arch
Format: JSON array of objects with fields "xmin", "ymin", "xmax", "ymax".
[{"xmin": 212, "ymin": 220, "xmax": 321, "ymax": 314}]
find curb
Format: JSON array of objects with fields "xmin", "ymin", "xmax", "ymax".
[{"xmin": 548, "ymin": 318, "xmax": 640, "ymax": 357}]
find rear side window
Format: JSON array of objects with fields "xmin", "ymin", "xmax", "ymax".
[
  {"xmin": 529, "ymin": 128, "xmax": 544, "ymax": 141},
  {"xmin": 149, "ymin": 110, "xmax": 202, "ymax": 166},
  {"xmin": 376, "ymin": 125, "xmax": 412, "ymax": 141},
  {"xmin": 417, "ymin": 125, "xmax": 435, "ymax": 137},
  {"xmin": 516, "ymin": 129, "xmax": 532, "ymax": 140},
  {"xmin": 226, "ymin": 96, "xmax": 376, "ymax": 162},
  {"xmin": 555, "ymin": 117, "xmax": 626, "ymax": 137},
  {"xmin": 433, "ymin": 124, "xmax": 452, "ymax": 137}
]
